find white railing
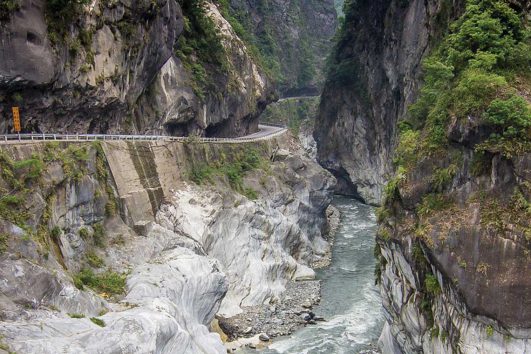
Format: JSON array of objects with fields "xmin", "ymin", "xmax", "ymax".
[{"xmin": 0, "ymin": 125, "xmax": 288, "ymax": 145}]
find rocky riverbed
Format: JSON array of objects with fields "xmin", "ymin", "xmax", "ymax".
[
  {"xmin": 224, "ymin": 198, "xmax": 384, "ymax": 353},
  {"xmin": 220, "ymin": 280, "xmax": 321, "ymax": 350},
  {"xmin": 219, "ymin": 204, "xmax": 340, "ymax": 352}
]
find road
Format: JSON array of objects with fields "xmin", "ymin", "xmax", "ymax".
[
  {"xmin": 276, "ymin": 96, "xmax": 319, "ymax": 103},
  {"xmin": 0, "ymin": 124, "xmax": 287, "ymax": 145}
]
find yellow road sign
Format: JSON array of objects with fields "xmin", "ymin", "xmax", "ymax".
[{"xmin": 12, "ymin": 107, "xmax": 20, "ymax": 133}]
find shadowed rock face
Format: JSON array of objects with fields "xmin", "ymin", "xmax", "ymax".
[
  {"xmin": 0, "ymin": 0, "xmax": 273, "ymax": 137},
  {"xmin": 315, "ymin": 0, "xmax": 463, "ymax": 205},
  {"xmin": 0, "ymin": 0, "xmax": 55, "ymax": 84}
]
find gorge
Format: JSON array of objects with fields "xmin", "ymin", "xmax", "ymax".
[{"xmin": 0, "ymin": 0, "xmax": 530, "ymax": 353}]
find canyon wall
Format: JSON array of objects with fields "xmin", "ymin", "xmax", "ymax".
[
  {"xmin": 315, "ymin": 0, "xmax": 463, "ymax": 205},
  {"xmin": 0, "ymin": 0, "xmax": 274, "ymax": 137},
  {"xmin": 227, "ymin": 0, "xmax": 338, "ymax": 97},
  {"xmin": 318, "ymin": 0, "xmax": 530, "ymax": 352}
]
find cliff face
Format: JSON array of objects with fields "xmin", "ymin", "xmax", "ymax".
[
  {"xmin": 227, "ymin": 0, "xmax": 338, "ymax": 97},
  {"xmin": 317, "ymin": 0, "xmax": 530, "ymax": 352},
  {"xmin": 0, "ymin": 0, "xmax": 273, "ymax": 137},
  {"xmin": 0, "ymin": 135, "xmax": 335, "ymax": 352},
  {"xmin": 373, "ymin": 0, "xmax": 531, "ymax": 352},
  {"xmin": 315, "ymin": 0, "xmax": 463, "ymax": 205}
]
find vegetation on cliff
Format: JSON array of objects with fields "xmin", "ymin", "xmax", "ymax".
[
  {"xmin": 187, "ymin": 144, "xmax": 269, "ymax": 199},
  {"xmin": 177, "ymin": 0, "xmax": 230, "ymax": 99},
  {"xmin": 377, "ymin": 0, "xmax": 530, "ymax": 343},
  {"xmin": 219, "ymin": 0, "xmax": 336, "ymax": 94},
  {"xmin": 0, "ymin": 0, "xmax": 18, "ymax": 22},
  {"xmin": 384, "ymin": 0, "xmax": 530, "ymax": 216},
  {"xmin": 403, "ymin": 0, "xmax": 530, "ymax": 159},
  {"xmin": 260, "ymin": 97, "xmax": 319, "ymax": 135}
]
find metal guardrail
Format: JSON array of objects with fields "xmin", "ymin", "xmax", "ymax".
[{"xmin": 0, "ymin": 125, "xmax": 288, "ymax": 145}]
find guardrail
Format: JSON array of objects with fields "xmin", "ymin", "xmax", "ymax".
[{"xmin": 0, "ymin": 125, "xmax": 288, "ymax": 145}]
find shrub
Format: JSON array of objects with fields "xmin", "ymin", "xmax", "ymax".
[
  {"xmin": 105, "ymin": 200, "xmax": 117, "ymax": 217},
  {"xmin": 13, "ymin": 157, "xmax": 44, "ymax": 182},
  {"xmin": 86, "ymin": 251, "xmax": 104, "ymax": 268},
  {"xmin": 375, "ymin": 206, "xmax": 390, "ymax": 224},
  {"xmin": 188, "ymin": 164, "xmax": 215, "ymax": 185},
  {"xmin": 0, "ymin": 233, "xmax": 8, "ymax": 254},
  {"xmin": 399, "ymin": 0, "xmax": 530, "ymax": 164},
  {"xmin": 431, "ymin": 164, "xmax": 458, "ymax": 191},
  {"xmin": 417, "ymin": 194, "xmax": 452, "ymax": 217},
  {"xmin": 92, "ymin": 223, "xmax": 106, "ymax": 248},
  {"xmin": 430, "ymin": 326, "xmax": 440, "ymax": 339},
  {"xmin": 484, "ymin": 95, "xmax": 531, "ymax": 140},
  {"xmin": 383, "ymin": 167, "xmax": 406, "ymax": 204},
  {"xmin": 78, "ymin": 227, "xmax": 90, "ymax": 240},
  {"xmin": 0, "ymin": 0, "xmax": 19, "ymax": 22},
  {"xmin": 90, "ymin": 317, "xmax": 105, "ymax": 327},
  {"xmin": 444, "ymin": 0, "xmax": 524, "ymax": 71},
  {"xmin": 451, "ymin": 70, "xmax": 507, "ymax": 117},
  {"xmin": 50, "ymin": 226, "xmax": 62, "ymax": 242},
  {"xmin": 470, "ymin": 152, "xmax": 492, "ymax": 176},
  {"xmin": 45, "ymin": 0, "xmax": 91, "ymax": 42},
  {"xmin": 74, "ymin": 268, "xmax": 126, "ymax": 295},
  {"xmin": 1, "ymin": 195, "xmax": 22, "ymax": 206},
  {"xmin": 187, "ymin": 147, "xmax": 265, "ymax": 198},
  {"xmin": 425, "ymin": 274, "xmax": 441, "ymax": 295},
  {"xmin": 242, "ymin": 187, "xmax": 258, "ymax": 200},
  {"xmin": 394, "ymin": 129, "xmax": 420, "ymax": 169},
  {"xmin": 176, "ymin": 0, "xmax": 229, "ymax": 97},
  {"xmin": 68, "ymin": 313, "xmax": 85, "ymax": 319}
]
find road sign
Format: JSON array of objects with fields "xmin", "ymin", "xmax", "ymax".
[{"xmin": 12, "ymin": 107, "xmax": 20, "ymax": 133}]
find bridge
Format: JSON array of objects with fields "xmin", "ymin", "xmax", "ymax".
[{"xmin": 0, "ymin": 124, "xmax": 287, "ymax": 145}]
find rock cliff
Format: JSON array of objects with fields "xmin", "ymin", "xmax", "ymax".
[
  {"xmin": 315, "ymin": 0, "xmax": 464, "ymax": 205},
  {"xmin": 317, "ymin": 0, "xmax": 530, "ymax": 352},
  {"xmin": 226, "ymin": 0, "xmax": 338, "ymax": 96},
  {"xmin": 0, "ymin": 0, "xmax": 273, "ymax": 137},
  {"xmin": 0, "ymin": 134, "xmax": 335, "ymax": 352}
]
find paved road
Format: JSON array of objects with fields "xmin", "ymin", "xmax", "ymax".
[
  {"xmin": 276, "ymin": 96, "xmax": 319, "ymax": 103},
  {"xmin": 0, "ymin": 124, "xmax": 287, "ymax": 145}
]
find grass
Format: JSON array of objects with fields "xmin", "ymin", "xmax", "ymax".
[
  {"xmin": 478, "ymin": 189, "xmax": 531, "ymax": 239},
  {"xmin": 74, "ymin": 268, "xmax": 126, "ymax": 296},
  {"xmin": 430, "ymin": 164, "xmax": 458, "ymax": 192},
  {"xmin": 79, "ymin": 227, "xmax": 90, "ymax": 240},
  {"xmin": 90, "ymin": 317, "xmax": 105, "ymax": 327},
  {"xmin": 0, "ymin": 232, "xmax": 8, "ymax": 254},
  {"xmin": 486, "ymin": 325, "xmax": 494, "ymax": 337},
  {"xmin": 188, "ymin": 147, "xmax": 266, "ymax": 199},
  {"xmin": 92, "ymin": 223, "xmax": 106, "ymax": 248},
  {"xmin": 86, "ymin": 251, "xmax": 105, "ymax": 268},
  {"xmin": 425, "ymin": 274, "xmax": 441, "ymax": 295},
  {"xmin": 68, "ymin": 313, "xmax": 85, "ymax": 319},
  {"xmin": 417, "ymin": 194, "xmax": 452, "ymax": 218}
]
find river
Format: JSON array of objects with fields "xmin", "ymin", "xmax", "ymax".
[{"xmin": 241, "ymin": 196, "xmax": 385, "ymax": 353}]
